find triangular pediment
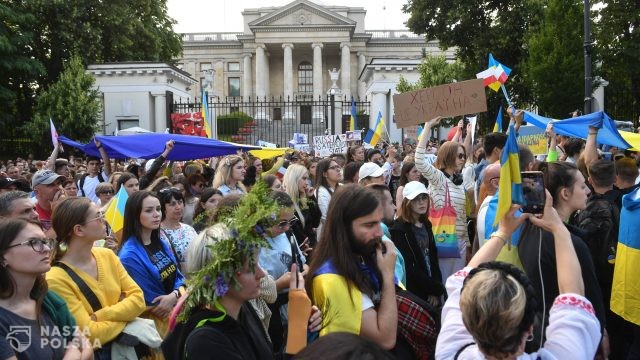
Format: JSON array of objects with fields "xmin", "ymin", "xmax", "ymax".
[{"xmin": 249, "ymin": 0, "xmax": 356, "ymax": 28}]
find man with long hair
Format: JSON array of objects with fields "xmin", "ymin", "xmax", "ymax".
[{"xmin": 306, "ymin": 184, "xmax": 398, "ymax": 350}]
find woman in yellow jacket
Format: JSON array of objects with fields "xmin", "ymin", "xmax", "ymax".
[{"xmin": 47, "ymin": 197, "xmax": 146, "ymax": 357}]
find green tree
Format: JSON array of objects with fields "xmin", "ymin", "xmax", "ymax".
[
  {"xmin": 595, "ymin": 0, "xmax": 640, "ymax": 123},
  {"xmin": 396, "ymin": 55, "xmax": 464, "ymax": 127},
  {"xmin": 523, "ymin": 0, "xmax": 585, "ymax": 118},
  {"xmin": 402, "ymin": 0, "xmax": 544, "ymax": 107},
  {"xmin": 26, "ymin": 55, "xmax": 101, "ymax": 155},
  {"xmin": 0, "ymin": 3, "xmax": 45, "ymax": 128}
]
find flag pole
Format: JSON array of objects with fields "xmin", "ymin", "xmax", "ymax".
[{"xmin": 500, "ymin": 84, "xmax": 512, "ymax": 108}]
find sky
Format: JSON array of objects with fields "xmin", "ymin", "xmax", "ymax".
[{"xmin": 167, "ymin": 0, "xmax": 410, "ymax": 33}]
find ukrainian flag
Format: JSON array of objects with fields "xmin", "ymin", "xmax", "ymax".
[
  {"xmin": 611, "ymin": 188, "xmax": 640, "ymax": 324},
  {"xmin": 416, "ymin": 125, "xmax": 424, "ymax": 141},
  {"xmin": 494, "ymin": 123, "xmax": 524, "ymax": 226},
  {"xmin": 349, "ymin": 96, "xmax": 357, "ymax": 131},
  {"xmin": 202, "ymin": 89, "xmax": 212, "ymax": 138},
  {"xmin": 105, "ymin": 186, "xmax": 128, "ymax": 233},
  {"xmin": 363, "ymin": 111, "xmax": 384, "ymax": 146},
  {"xmin": 493, "ymin": 106, "xmax": 503, "ymax": 133}
]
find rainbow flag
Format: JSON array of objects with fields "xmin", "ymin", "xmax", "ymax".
[
  {"xmin": 105, "ymin": 186, "xmax": 128, "ymax": 233},
  {"xmin": 363, "ymin": 111, "xmax": 384, "ymax": 146},
  {"xmin": 201, "ymin": 90, "xmax": 212, "ymax": 138},
  {"xmin": 494, "ymin": 106, "xmax": 503, "ymax": 133},
  {"xmin": 349, "ymin": 96, "xmax": 357, "ymax": 131},
  {"xmin": 494, "ymin": 123, "xmax": 524, "ymax": 226}
]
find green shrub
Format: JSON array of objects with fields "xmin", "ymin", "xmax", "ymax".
[{"xmin": 217, "ymin": 111, "xmax": 252, "ymax": 136}]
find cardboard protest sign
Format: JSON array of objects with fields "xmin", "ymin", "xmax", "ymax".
[
  {"xmin": 258, "ymin": 140, "xmax": 277, "ymax": 148},
  {"xmin": 393, "ymin": 79, "xmax": 487, "ymax": 128},
  {"xmin": 517, "ymin": 125, "xmax": 548, "ymax": 155},
  {"xmin": 313, "ymin": 134, "xmax": 348, "ymax": 158},
  {"xmin": 346, "ymin": 130, "xmax": 362, "ymax": 141}
]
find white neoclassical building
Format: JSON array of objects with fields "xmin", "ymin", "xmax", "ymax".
[{"xmin": 176, "ymin": 0, "xmax": 455, "ymax": 142}]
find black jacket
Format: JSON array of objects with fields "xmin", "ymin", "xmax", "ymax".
[
  {"xmin": 290, "ymin": 196, "xmax": 321, "ymax": 249},
  {"xmin": 389, "ymin": 219, "xmax": 445, "ymax": 302},
  {"xmin": 162, "ymin": 304, "xmax": 274, "ymax": 360},
  {"xmin": 518, "ymin": 222, "xmax": 606, "ymax": 336}
]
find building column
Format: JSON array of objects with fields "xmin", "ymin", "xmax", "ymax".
[
  {"xmin": 312, "ymin": 43, "xmax": 324, "ymax": 123},
  {"xmin": 255, "ymin": 44, "xmax": 266, "ymax": 99},
  {"xmin": 264, "ymin": 50, "xmax": 270, "ymax": 98},
  {"xmin": 282, "ymin": 43, "xmax": 295, "ymax": 120},
  {"xmin": 243, "ymin": 53, "xmax": 253, "ymax": 100},
  {"xmin": 370, "ymin": 91, "xmax": 388, "ymax": 137},
  {"xmin": 357, "ymin": 52, "xmax": 366, "ymax": 100},
  {"xmin": 340, "ymin": 42, "xmax": 351, "ymax": 100},
  {"xmin": 152, "ymin": 92, "xmax": 167, "ymax": 133}
]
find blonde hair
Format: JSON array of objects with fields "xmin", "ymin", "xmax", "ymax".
[
  {"xmin": 212, "ymin": 155, "xmax": 246, "ymax": 191},
  {"xmin": 282, "ymin": 164, "xmax": 308, "ymax": 227},
  {"xmin": 184, "ymin": 223, "xmax": 230, "ymax": 274},
  {"xmin": 459, "ymin": 269, "xmax": 528, "ymax": 357}
]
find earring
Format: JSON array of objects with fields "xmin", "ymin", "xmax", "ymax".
[{"xmin": 526, "ymin": 333, "xmax": 534, "ymax": 342}]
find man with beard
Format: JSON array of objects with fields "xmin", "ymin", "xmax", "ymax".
[
  {"xmin": 367, "ymin": 183, "xmax": 406, "ymax": 286},
  {"xmin": 307, "ymin": 184, "xmax": 398, "ymax": 350}
]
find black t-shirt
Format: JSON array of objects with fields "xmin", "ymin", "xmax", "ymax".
[
  {"xmin": 0, "ymin": 306, "xmax": 66, "ymax": 360},
  {"xmin": 144, "ymin": 240, "xmax": 178, "ymax": 294},
  {"xmin": 389, "ymin": 174, "xmax": 401, "ymax": 203}
]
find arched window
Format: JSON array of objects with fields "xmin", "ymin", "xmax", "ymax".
[{"xmin": 298, "ymin": 62, "xmax": 313, "ymax": 94}]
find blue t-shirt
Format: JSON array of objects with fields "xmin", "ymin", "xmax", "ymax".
[{"xmin": 259, "ymin": 232, "xmax": 306, "ymax": 284}]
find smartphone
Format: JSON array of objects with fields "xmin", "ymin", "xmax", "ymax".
[{"xmin": 521, "ymin": 171, "xmax": 545, "ymax": 214}]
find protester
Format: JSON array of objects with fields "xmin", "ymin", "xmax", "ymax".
[
  {"xmin": 283, "ymin": 164, "xmax": 321, "ymax": 249},
  {"xmin": 346, "ymin": 145, "xmax": 365, "ymax": 163},
  {"xmin": 191, "ymin": 187, "xmax": 223, "ymax": 233},
  {"xmin": 308, "ymin": 184, "xmax": 398, "ymax": 350},
  {"xmin": 47, "ymin": 197, "xmax": 147, "ymax": 356},
  {"xmin": 314, "ymin": 158, "xmax": 342, "ymax": 237},
  {"xmin": 264, "ymin": 174, "xmax": 283, "ymax": 191},
  {"xmin": 342, "ymin": 161, "xmax": 362, "ymax": 184},
  {"xmin": 158, "ymin": 187, "xmax": 198, "ymax": 270},
  {"xmin": 115, "ymin": 172, "xmax": 140, "ymax": 196},
  {"xmin": 390, "ymin": 181, "xmax": 444, "ymax": 306},
  {"xmin": 119, "ymin": 190, "xmax": 185, "ymax": 337},
  {"xmin": 0, "ymin": 190, "xmax": 38, "ymax": 221},
  {"xmin": 305, "ymin": 157, "xmax": 319, "ymax": 187},
  {"xmin": 416, "ymin": 117, "xmax": 471, "ymax": 280},
  {"xmin": 212, "ymin": 155, "xmax": 246, "ymax": 196},
  {"xmin": 94, "ymin": 182, "xmax": 115, "ymax": 206},
  {"xmin": 139, "ymin": 140, "xmax": 175, "ymax": 190},
  {"xmin": 32, "ymin": 169, "xmax": 66, "ymax": 232},
  {"xmin": 0, "ymin": 218, "xmax": 93, "ymax": 359},
  {"xmin": 358, "ymin": 162, "xmax": 385, "ymax": 186},
  {"xmin": 394, "ymin": 162, "xmax": 421, "ymax": 210},
  {"xmin": 77, "ymin": 139, "xmax": 112, "ymax": 203},
  {"xmin": 63, "ymin": 179, "xmax": 79, "ymax": 197},
  {"xmin": 436, "ymin": 198, "xmax": 600, "ymax": 359}
]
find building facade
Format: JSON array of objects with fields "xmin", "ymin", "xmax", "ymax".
[{"xmin": 177, "ymin": 0, "xmax": 455, "ymax": 141}]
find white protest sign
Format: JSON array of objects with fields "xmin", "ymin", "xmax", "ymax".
[
  {"xmin": 313, "ymin": 135, "xmax": 348, "ymax": 157},
  {"xmin": 257, "ymin": 140, "xmax": 277, "ymax": 148}
]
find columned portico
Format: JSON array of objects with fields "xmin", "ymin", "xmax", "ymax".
[
  {"xmin": 340, "ymin": 43, "xmax": 351, "ymax": 100},
  {"xmin": 243, "ymin": 54, "xmax": 252, "ymax": 99}
]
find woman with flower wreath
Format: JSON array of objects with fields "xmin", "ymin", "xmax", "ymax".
[{"xmin": 162, "ymin": 184, "xmax": 322, "ymax": 360}]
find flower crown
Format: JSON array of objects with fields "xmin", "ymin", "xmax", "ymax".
[{"xmin": 179, "ymin": 181, "xmax": 279, "ymax": 321}]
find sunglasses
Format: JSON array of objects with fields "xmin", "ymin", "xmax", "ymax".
[
  {"xmin": 159, "ymin": 187, "xmax": 182, "ymax": 195},
  {"xmin": 99, "ymin": 190, "xmax": 114, "ymax": 195},
  {"xmin": 7, "ymin": 237, "xmax": 55, "ymax": 252},
  {"xmin": 277, "ymin": 216, "xmax": 299, "ymax": 228},
  {"xmin": 457, "ymin": 153, "xmax": 466, "ymax": 160}
]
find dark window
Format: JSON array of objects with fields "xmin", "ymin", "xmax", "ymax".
[
  {"xmin": 273, "ymin": 107, "xmax": 282, "ymax": 121},
  {"xmin": 228, "ymin": 77, "xmax": 240, "ymax": 97},
  {"xmin": 299, "ymin": 105, "xmax": 312, "ymax": 124},
  {"xmin": 298, "ymin": 62, "xmax": 313, "ymax": 94}
]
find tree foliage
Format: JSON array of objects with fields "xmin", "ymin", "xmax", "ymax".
[
  {"xmin": 523, "ymin": 0, "xmax": 585, "ymax": 118},
  {"xmin": 403, "ymin": 0, "xmax": 544, "ymax": 107},
  {"xmin": 26, "ymin": 55, "xmax": 101, "ymax": 155},
  {"xmin": 0, "ymin": 3, "xmax": 45, "ymax": 127},
  {"xmin": 595, "ymin": 0, "xmax": 640, "ymax": 123},
  {"xmin": 1, "ymin": 0, "xmax": 182, "ymax": 150}
]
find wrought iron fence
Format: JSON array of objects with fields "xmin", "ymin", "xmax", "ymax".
[
  {"xmin": 605, "ymin": 86, "xmax": 640, "ymax": 129},
  {"xmin": 171, "ymin": 95, "xmax": 370, "ymax": 147}
]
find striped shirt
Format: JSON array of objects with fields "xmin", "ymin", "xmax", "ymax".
[{"xmin": 415, "ymin": 147, "xmax": 470, "ymax": 250}]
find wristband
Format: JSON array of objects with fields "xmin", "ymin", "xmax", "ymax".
[{"xmin": 490, "ymin": 231, "xmax": 509, "ymax": 246}]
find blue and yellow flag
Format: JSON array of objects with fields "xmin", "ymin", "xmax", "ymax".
[
  {"xmin": 363, "ymin": 111, "xmax": 384, "ymax": 146},
  {"xmin": 349, "ymin": 96, "xmax": 357, "ymax": 131},
  {"xmin": 416, "ymin": 125, "xmax": 424, "ymax": 140},
  {"xmin": 105, "ymin": 186, "xmax": 129, "ymax": 233},
  {"xmin": 201, "ymin": 90, "xmax": 212, "ymax": 138},
  {"xmin": 493, "ymin": 106, "xmax": 503, "ymax": 133},
  {"xmin": 494, "ymin": 123, "xmax": 524, "ymax": 226},
  {"xmin": 611, "ymin": 188, "xmax": 640, "ymax": 325}
]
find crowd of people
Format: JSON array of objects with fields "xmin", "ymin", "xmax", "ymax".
[{"xmin": 0, "ymin": 108, "xmax": 639, "ymax": 360}]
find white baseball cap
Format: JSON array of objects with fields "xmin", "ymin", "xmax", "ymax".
[
  {"xmin": 403, "ymin": 181, "xmax": 428, "ymax": 200},
  {"xmin": 358, "ymin": 162, "xmax": 385, "ymax": 182}
]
